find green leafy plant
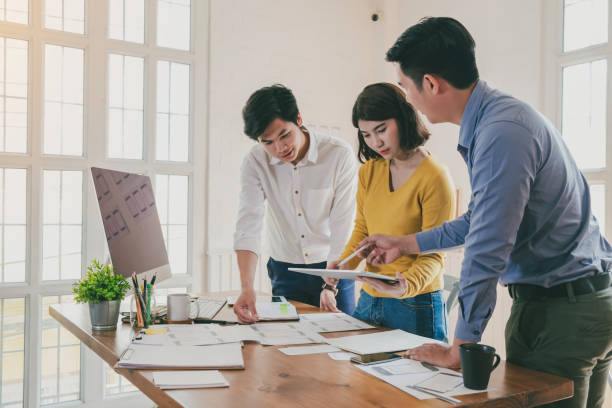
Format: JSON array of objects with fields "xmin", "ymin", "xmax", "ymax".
[{"xmin": 72, "ymin": 260, "xmax": 130, "ymax": 303}]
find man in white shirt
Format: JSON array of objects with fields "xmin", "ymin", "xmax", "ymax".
[{"xmin": 233, "ymin": 84, "xmax": 357, "ymax": 323}]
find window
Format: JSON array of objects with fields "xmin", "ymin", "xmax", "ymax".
[
  {"xmin": 547, "ymin": 0, "xmax": 612, "ymax": 236},
  {"xmin": 0, "ymin": 0, "xmax": 204, "ymax": 406}
]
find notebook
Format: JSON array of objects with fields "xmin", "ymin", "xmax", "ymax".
[
  {"xmin": 117, "ymin": 342, "xmax": 244, "ymax": 369},
  {"xmin": 153, "ymin": 370, "xmax": 229, "ymax": 389}
]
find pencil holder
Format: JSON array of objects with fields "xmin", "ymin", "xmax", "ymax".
[{"xmin": 129, "ymin": 289, "xmax": 157, "ymax": 329}]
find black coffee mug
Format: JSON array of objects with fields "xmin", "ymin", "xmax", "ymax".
[{"xmin": 459, "ymin": 343, "xmax": 501, "ymax": 390}]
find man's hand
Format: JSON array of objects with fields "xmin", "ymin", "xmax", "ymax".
[
  {"xmin": 233, "ymin": 288, "xmax": 259, "ymax": 324},
  {"xmin": 358, "ymin": 272, "xmax": 407, "ymax": 297},
  {"xmin": 319, "ymin": 288, "xmax": 340, "ymax": 312},
  {"xmin": 404, "ymin": 339, "xmax": 469, "ymax": 369},
  {"xmin": 357, "ymin": 234, "xmax": 419, "ymax": 266}
]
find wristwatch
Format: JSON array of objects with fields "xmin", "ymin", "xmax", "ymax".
[{"xmin": 322, "ymin": 282, "xmax": 338, "ymax": 296}]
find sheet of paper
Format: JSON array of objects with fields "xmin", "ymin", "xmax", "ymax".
[
  {"xmin": 328, "ymin": 352, "xmax": 357, "ymax": 361},
  {"xmin": 298, "ymin": 313, "xmax": 374, "ymax": 332},
  {"xmin": 153, "ymin": 370, "xmax": 229, "ymax": 389},
  {"xmin": 278, "ymin": 345, "xmax": 340, "ymax": 355},
  {"xmin": 416, "ymin": 373, "xmax": 464, "ymax": 394},
  {"xmin": 117, "ymin": 342, "xmax": 244, "ymax": 369},
  {"xmin": 357, "ymin": 359, "xmax": 489, "ymax": 400},
  {"xmin": 326, "ymin": 329, "xmax": 443, "ymax": 354}
]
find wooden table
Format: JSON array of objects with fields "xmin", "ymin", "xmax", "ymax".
[{"xmin": 50, "ymin": 300, "xmax": 572, "ymax": 407}]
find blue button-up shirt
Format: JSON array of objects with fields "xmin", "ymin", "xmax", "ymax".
[{"xmin": 416, "ymin": 80, "xmax": 612, "ymax": 342}]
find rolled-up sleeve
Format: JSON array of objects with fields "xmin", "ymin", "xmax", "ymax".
[
  {"xmin": 454, "ymin": 123, "xmax": 538, "ymax": 341},
  {"xmin": 327, "ymin": 148, "xmax": 358, "ymax": 263},
  {"xmin": 233, "ymin": 154, "xmax": 265, "ymax": 255}
]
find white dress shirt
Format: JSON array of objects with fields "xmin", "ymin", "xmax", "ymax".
[{"xmin": 233, "ymin": 131, "xmax": 357, "ymax": 264}]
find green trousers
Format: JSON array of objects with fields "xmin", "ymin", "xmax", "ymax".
[{"xmin": 505, "ymin": 285, "xmax": 612, "ymax": 408}]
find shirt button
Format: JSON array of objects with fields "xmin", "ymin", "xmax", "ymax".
[
  {"xmin": 298, "ymin": 213, "xmax": 302, "ymax": 216},
  {"xmin": 293, "ymin": 167, "xmax": 297, "ymax": 170},
  {"xmin": 295, "ymin": 190, "xmax": 299, "ymax": 194},
  {"xmin": 304, "ymin": 253, "xmax": 308, "ymax": 257},
  {"xmin": 301, "ymin": 235, "xmax": 304, "ymax": 238}
]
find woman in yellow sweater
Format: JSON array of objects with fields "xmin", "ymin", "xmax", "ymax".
[{"xmin": 322, "ymin": 83, "xmax": 455, "ymax": 341}]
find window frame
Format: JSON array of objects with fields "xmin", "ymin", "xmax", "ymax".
[{"xmin": 544, "ymin": 0, "xmax": 612, "ymax": 237}]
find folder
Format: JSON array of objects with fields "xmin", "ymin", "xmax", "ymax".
[{"xmin": 117, "ymin": 342, "xmax": 244, "ymax": 369}]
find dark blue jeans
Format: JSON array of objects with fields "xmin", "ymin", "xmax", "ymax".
[
  {"xmin": 352, "ymin": 289, "xmax": 447, "ymax": 342},
  {"xmin": 266, "ymin": 257, "xmax": 355, "ymax": 314}
]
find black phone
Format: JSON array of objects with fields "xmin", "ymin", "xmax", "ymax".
[{"xmin": 350, "ymin": 352, "xmax": 402, "ymax": 365}]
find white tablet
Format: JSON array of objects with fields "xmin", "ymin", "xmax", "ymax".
[{"xmin": 287, "ymin": 268, "xmax": 399, "ymax": 284}]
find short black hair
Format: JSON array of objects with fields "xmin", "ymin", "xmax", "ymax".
[
  {"xmin": 386, "ymin": 17, "xmax": 478, "ymax": 90},
  {"xmin": 352, "ymin": 83, "xmax": 430, "ymax": 163},
  {"xmin": 242, "ymin": 84, "xmax": 299, "ymax": 141}
]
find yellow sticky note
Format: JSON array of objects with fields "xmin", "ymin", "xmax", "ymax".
[
  {"xmin": 145, "ymin": 327, "xmax": 168, "ymax": 335},
  {"xmin": 280, "ymin": 303, "xmax": 288, "ymax": 315}
]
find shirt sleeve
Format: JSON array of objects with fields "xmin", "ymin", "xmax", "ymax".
[
  {"xmin": 454, "ymin": 122, "xmax": 539, "ymax": 342},
  {"xmin": 233, "ymin": 153, "xmax": 265, "ymax": 255},
  {"xmin": 400, "ymin": 164, "xmax": 456, "ymax": 298},
  {"xmin": 338, "ymin": 162, "xmax": 369, "ymax": 269},
  {"xmin": 327, "ymin": 147, "xmax": 358, "ymax": 263},
  {"xmin": 416, "ymin": 206, "xmax": 471, "ymax": 252}
]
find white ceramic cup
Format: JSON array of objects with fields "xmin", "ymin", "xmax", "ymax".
[{"xmin": 167, "ymin": 294, "xmax": 199, "ymax": 321}]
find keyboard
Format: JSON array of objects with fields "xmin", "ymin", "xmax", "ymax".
[{"xmin": 196, "ymin": 297, "xmax": 227, "ymax": 319}]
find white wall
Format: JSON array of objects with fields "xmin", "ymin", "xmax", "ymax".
[
  {"xmin": 396, "ymin": 0, "xmax": 545, "ymax": 357},
  {"xmin": 207, "ymin": 0, "xmax": 383, "ymax": 253}
]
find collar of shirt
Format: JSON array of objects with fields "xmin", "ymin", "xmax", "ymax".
[
  {"xmin": 268, "ymin": 128, "xmax": 320, "ymax": 167},
  {"xmin": 458, "ymin": 80, "xmax": 488, "ymax": 155}
]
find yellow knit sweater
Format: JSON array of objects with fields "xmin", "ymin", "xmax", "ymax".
[{"xmin": 340, "ymin": 155, "xmax": 455, "ymax": 298}]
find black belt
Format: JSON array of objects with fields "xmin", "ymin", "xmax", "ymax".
[{"xmin": 508, "ymin": 273, "xmax": 611, "ymax": 301}]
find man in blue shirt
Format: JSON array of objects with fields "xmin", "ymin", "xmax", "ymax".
[{"xmin": 359, "ymin": 17, "xmax": 612, "ymax": 407}]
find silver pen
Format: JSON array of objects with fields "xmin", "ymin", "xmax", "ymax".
[{"xmin": 338, "ymin": 243, "xmax": 373, "ymax": 267}]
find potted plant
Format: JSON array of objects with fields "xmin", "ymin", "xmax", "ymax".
[{"xmin": 73, "ymin": 260, "xmax": 130, "ymax": 331}]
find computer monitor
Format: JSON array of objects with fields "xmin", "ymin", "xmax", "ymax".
[{"xmin": 91, "ymin": 167, "xmax": 171, "ymax": 283}]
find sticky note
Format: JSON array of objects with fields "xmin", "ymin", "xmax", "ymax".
[
  {"xmin": 280, "ymin": 304, "xmax": 288, "ymax": 315},
  {"xmin": 145, "ymin": 327, "xmax": 168, "ymax": 335}
]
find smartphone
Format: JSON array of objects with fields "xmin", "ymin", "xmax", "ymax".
[{"xmin": 350, "ymin": 352, "xmax": 402, "ymax": 365}]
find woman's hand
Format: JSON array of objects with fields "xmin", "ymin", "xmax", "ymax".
[{"xmin": 357, "ymin": 271, "xmax": 407, "ymax": 298}]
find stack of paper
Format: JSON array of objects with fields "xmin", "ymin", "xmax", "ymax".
[
  {"xmin": 153, "ymin": 370, "xmax": 229, "ymax": 389},
  {"xmin": 326, "ymin": 329, "xmax": 442, "ymax": 354},
  {"xmin": 117, "ymin": 342, "xmax": 244, "ymax": 369},
  {"xmin": 256, "ymin": 302, "xmax": 299, "ymax": 321}
]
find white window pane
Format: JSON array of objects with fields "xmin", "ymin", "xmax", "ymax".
[
  {"xmin": 5, "ymin": 97, "xmax": 27, "ymax": 153},
  {"xmin": 105, "ymin": 368, "xmax": 137, "ymax": 395},
  {"xmin": 0, "ymin": 38, "xmax": 27, "ymax": 154},
  {"xmin": 590, "ymin": 184, "xmax": 605, "ymax": 236},
  {"xmin": 0, "ymin": 169, "xmax": 26, "ymax": 283},
  {"xmin": 156, "ymin": 114, "xmax": 169, "ymax": 161},
  {"xmin": 170, "ymin": 63, "xmax": 189, "ymax": 115},
  {"xmin": 5, "ymin": 39, "xmax": 27, "ymax": 97},
  {"xmin": 41, "ymin": 295, "xmax": 80, "ymax": 405},
  {"xmin": 44, "ymin": 45, "xmax": 84, "ymax": 156},
  {"xmin": 107, "ymin": 54, "xmax": 143, "ymax": 160},
  {"xmin": 109, "ymin": 0, "xmax": 144, "ymax": 43},
  {"xmin": 168, "ymin": 225, "xmax": 187, "ymax": 274},
  {"xmin": 168, "ymin": 175, "xmax": 187, "ymax": 224},
  {"xmin": 156, "ymin": 61, "xmax": 189, "ymax": 162},
  {"xmin": 561, "ymin": 59, "xmax": 607, "ymax": 170},
  {"xmin": 170, "ymin": 114, "xmax": 188, "ymax": 162},
  {"xmin": 124, "ymin": 57, "xmax": 143, "ymax": 110},
  {"xmin": 564, "ymin": 0, "xmax": 607, "ymax": 52},
  {"xmin": 2, "ymin": 0, "xmax": 28, "ymax": 24},
  {"xmin": 122, "ymin": 109, "xmax": 143, "ymax": 159},
  {"xmin": 155, "ymin": 175, "xmax": 168, "ymax": 224},
  {"xmin": 0, "ymin": 298, "xmax": 24, "ymax": 406},
  {"xmin": 45, "ymin": 0, "xmax": 84, "ymax": 34},
  {"xmin": 3, "ymin": 168, "xmax": 25, "ymax": 224},
  {"xmin": 157, "ymin": 0, "xmax": 190, "ymax": 50},
  {"xmin": 43, "ymin": 170, "xmax": 82, "ymax": 280}
]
